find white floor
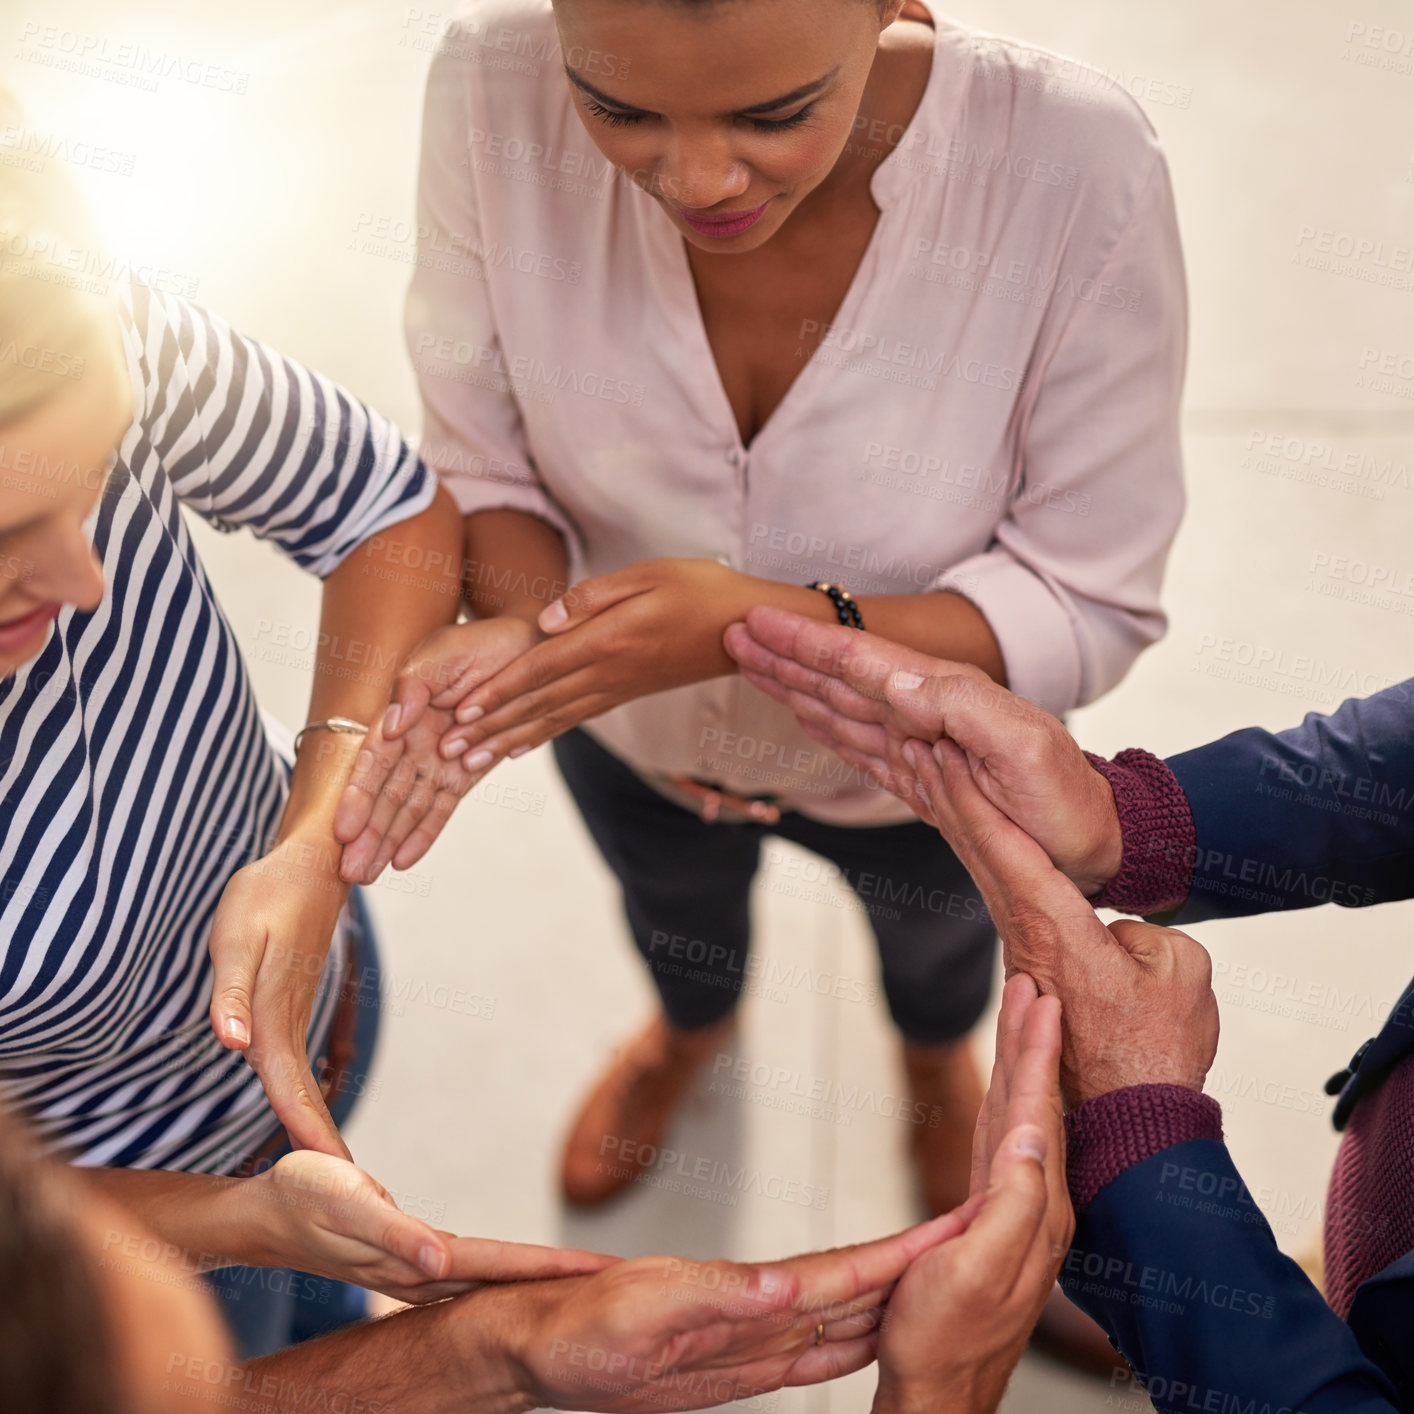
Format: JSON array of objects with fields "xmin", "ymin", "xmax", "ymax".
[{"xmin": 9, "ymin": 2, "xmax": 1414, "ymax": 1410}]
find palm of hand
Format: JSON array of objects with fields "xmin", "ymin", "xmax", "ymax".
[{"xmin": 335, "ymin": 617, "xmax": 540, "ymax": 881}]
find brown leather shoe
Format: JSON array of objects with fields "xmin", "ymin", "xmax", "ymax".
[
  {"xmin": 903, "ymin": 1037, "xmax": 986, "ymax": 1216},
  {"xmin": 560, "ymin": 1015, "xmax": 735, "ymax": 1207}
]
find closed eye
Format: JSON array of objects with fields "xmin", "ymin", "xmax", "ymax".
[
  {"xmin": 583, "ymin": 98, "xmax": 644, "ymax": 129},
  {"xmin": 582, "ymin": 97, "xmax": 818, "ymax": 133}
]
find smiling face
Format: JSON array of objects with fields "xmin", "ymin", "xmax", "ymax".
[
  {"xmin": 0, "ymin": 335, "xmax": 129, "ymax": 678},
  {"xmin": 553, "ymin": 0, "xmax": 901, "ymax": 252},
  {"xmin": 0, "ymin": 84, "xmax": 131, "ymax": 679}
]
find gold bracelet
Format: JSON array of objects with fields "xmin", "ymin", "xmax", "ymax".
[{"xmin": 292, "ymin": 716, "xmax": 369, "ymax": 754}]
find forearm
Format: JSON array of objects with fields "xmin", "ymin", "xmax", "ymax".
[
  {"xmin": 238, "ymin": 1287, "xmax": 535, "ymax": 1414},
  {"xmin": 80, "ymin": 1169, "xmax": 249, "ymax": 1271},
  {"xmin": 1065, "ymin": 1141, "xmax": 1398, "ymax": 1414},
  {"xmin": 463, "ymin": 508, "xmax": 570, "ymax": 625},
  {"xmin": 852, "ymin": 592, "xmax": 1006, "ymax": 684},
  {"xmin": 727, "ymin": 581, "xmax": 1005, "ymax": 683},
  {"xmin": 278, "ymin": 484, "xmax": 463, "ymax": 849}
]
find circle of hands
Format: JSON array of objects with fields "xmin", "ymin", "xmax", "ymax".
[
  {"xmin": 235, "ymin": 972, "xmax": 1069, "ymax": 1414},
  {"xmin": 204, "ymin": 593, "xmax": 1223, "ymax": 1411}
]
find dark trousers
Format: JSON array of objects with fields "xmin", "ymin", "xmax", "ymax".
[{"xmin": 553, "ymin": 728, "xmax": 996, "ymax": 1045}]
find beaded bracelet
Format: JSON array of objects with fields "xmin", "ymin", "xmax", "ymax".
[{"xmin": 807, "ymin": 581, "xmax": 865, "ymax": 630}]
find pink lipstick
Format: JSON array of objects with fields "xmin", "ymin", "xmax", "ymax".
[
  {"xmin": 0, "ymin": 601, "xmax": 60, "ymax": 654},
  {"xmin": 678, "ymin": 202, "xmax": 769, "ymax": 239}
]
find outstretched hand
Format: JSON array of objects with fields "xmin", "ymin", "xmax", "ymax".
[
  {"xmin": 334, "ymin": 616, "xmax": 540, "ymax": 882},
  {"xmin": 432, "ymin": 558, "xmax": 759, "ymax": 774},
  {"xmin": 508, "ymin": 1209, "xmax": 971, "ymax": 1413},
  {"xmin": 247, "ymin": 1150, "xmax": 618, "ymax": 1305},
  {"xmin": 207, "ymin": 849, "xmax": 352, "ymax": 1159},
  {"xmin": 725, "ymin": 605, "xmax": 1123, "ymax": 895},
  {"xmin": 905, "ymin": 735, "xmax": 1219, "ymax": 1108},
  {"xmin": 874, "ymin": 974, "xmax": 1070, "ymax": 1414}
]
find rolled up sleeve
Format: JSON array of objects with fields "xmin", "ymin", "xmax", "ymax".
[
  {"xmin": 932, "ymin": 149, "xmax": 1188, "ymax": 715},
  {"xmin": 405, "ymin": 22, "xmax": 576, "ymax": 544}
]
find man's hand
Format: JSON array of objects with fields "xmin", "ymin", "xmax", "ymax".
[
  {"xmin": 906, "ymin": 736, "xmax": 1218, "ymax": 1108},
  {"xmin": 488, "ymin": 1212, "xmax": 970, "ymax": 1413},
  {"xmin": 245, "ymin": 1151, "xmax": 617, "ymax": 1304},
  {"xmin": 334, "ymin": 616, "xmax": 540, "ymax": 882},
  {"xmin": 875, "ymin": 974, "xmax": 1071, "ymax": 1414},
  {"xmin": 208, "ymin": 845, "xmax": 351, "ymax": 1158},
  {"xmin": 724, "ymin": 606, "xmax": 1123, "ymax": 896}
]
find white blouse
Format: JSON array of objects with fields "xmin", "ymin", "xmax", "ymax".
[{"xmin": 407, "ymin": 0, "xmax": 1187, "ymax": 825}]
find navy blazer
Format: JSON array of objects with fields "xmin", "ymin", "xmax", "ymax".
[{"xmin": 1063, "ymin": 681, "xmax": 1414, "ymax": 1412}]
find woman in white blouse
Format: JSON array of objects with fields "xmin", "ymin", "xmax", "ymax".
[{"xmin": 338, "ymin": 0, "xmax": 1185, "ymax": 1258}]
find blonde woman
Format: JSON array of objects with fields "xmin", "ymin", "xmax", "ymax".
[{"xmin": 0, "ymin": 88, "xmax": 477, "ymax": 1351}]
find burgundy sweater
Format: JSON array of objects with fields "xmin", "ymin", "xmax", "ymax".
[{"xmin": 1068, "ymin": 749, "xmax": 1409, "ymax": 1318}]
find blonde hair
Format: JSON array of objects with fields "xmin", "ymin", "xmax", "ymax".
[{"xmin": 0, "ymin": 86, "xmax": 121, "ymax": 425}]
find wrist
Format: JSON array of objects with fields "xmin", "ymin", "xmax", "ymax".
[
  {"xmin": 279, "ymin": 730, "xmax": 364, "ymax": 849},
  {"xmin": 260, "ymin": 829, "xmax": 353, "ymax": 903},
  {"xmin": 1083, "ymin": 749, "xmax": 1195, "ymax": 915},
  {"xmin": 443, "ymin": 1284, "xmax": 543, "ymax": 1414},
  {"xmin": 223, "ymin": 1169, "xmax": 293, "ymax": 1268},
  {"xmin": 1076, "ymin": 773, "xmax": 1124, "ymax": 898},
  {"xmin": 169, "ymin": 1173, "xmax": 253, "ymax": 1269},
  {"xmin": 874, "ymin": 1374, "xmax": 982, "ymax": 1414}
]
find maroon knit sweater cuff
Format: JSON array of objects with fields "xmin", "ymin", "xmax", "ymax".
[
  {"xmin": 1084, "ymin": 749, "xmax": 1196, "ymax": 916},
  {"xmin": 1066, "ymin": 1085, "xmax": 1224, "ymax": 1212}
]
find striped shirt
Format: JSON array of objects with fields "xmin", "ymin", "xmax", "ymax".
[{"xmin": 0, "ymin": 278, "xmax": 434, "ymax": 1173}]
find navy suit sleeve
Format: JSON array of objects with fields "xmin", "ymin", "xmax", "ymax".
[
  {"xmin": 1062, "ymin": 1140, "xmax": 1399, "ymax": 1414},
  {"xmin": 1166, "ymin": 681, "xmax": 1414, "ymax": 923}
]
